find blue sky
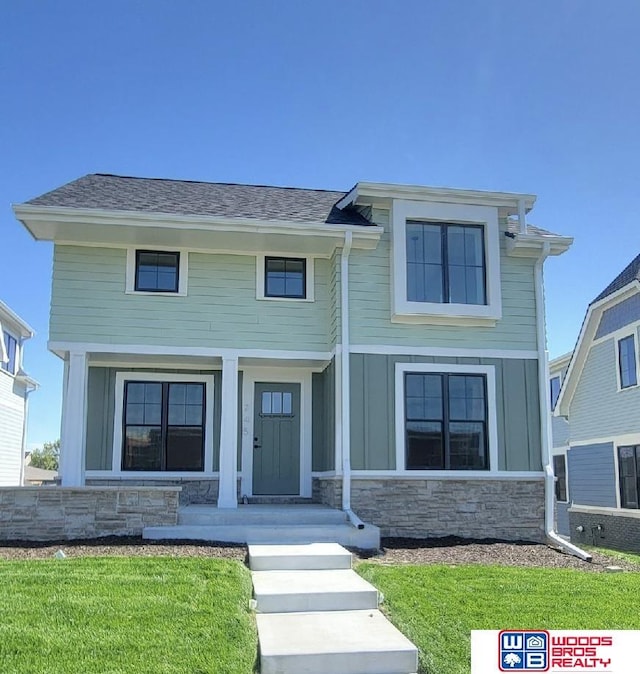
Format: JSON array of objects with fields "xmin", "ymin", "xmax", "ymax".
[{"xmin": 2, "ymin": 1, "xmax": 639, "ymax": 447}]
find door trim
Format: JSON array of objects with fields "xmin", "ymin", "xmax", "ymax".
[{"xmin": 240, "ymin": 366, "xmax": 312, "ymax": 498}]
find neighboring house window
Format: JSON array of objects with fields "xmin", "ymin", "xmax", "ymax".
[
  {"xmin": 264, "ymin": 257, "xmax": 306, "ymax": 299},
  {"xmin": 406, "ymin": 222, "xmax": 485, "ymax": 305},
  {"xmin": 1, "ymin": 330, "xmax": 17, "ymax": 375},
  {"xmin": 553, "ymin": 454, "xmax": 567, "ymax": 502},
  {"xmin": 550, "ymin": 376, "xmax": 561, "ymax": 410},
  {"xmin": 122, "ymin": 381, "xmax": 205, "ymax": 471},
  {"xmin": 404, "ymin": 372, "xmax": 488, "ymax": 470},
  {"xmin": 618, "ymin": 335, "xmax": 638, "ymax": 389},
  {"xmin": 618, "ymin": 445, "xmax": 640, "ymax": 509},
  {"xmin": 135, "ymin": 251, "xmax": 180, "ymax": 293}
]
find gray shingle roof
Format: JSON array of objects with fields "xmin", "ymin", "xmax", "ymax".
[
  {"xmin": 593, "ymin": 252, "xmax": 640, "ymax": 303},
  {"xmin": 26, "ymin": 173, "xmax": 372, "ymax": 226}
]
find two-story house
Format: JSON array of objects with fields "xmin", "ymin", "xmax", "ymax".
[
  {"xmin": 14, "ymin": 173, "xmax": 575, "ymax": 546},
  {"xmin": 555, "ymin": 253, "xmax": 640, "ymax": 553},
  {"xmin": 0, "ymin": 300, "xmax": 37, "ymax": 485}
]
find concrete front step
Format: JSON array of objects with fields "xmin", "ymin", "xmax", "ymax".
[
  {"xmin": 249, "ymin": 543, "xmax": 353, "ymax": 571},
  {"xmin": 256, "ymin": 609, "xmax": 419, "ymax": 674},
  {"xmin": 178, "ymin": 504, "xmax": 348, "ymax": 526},
  {"xmin": 143, "ymin": 522, "xmax": 380, "ymax": 548},
  {"xmin": 252, "ymin": 569, "xmax": 379, "ymax": 613}
]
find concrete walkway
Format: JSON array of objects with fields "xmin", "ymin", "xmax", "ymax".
[{"xmin": 249, "ymin": 542, "xmax": 418, "ymax": 674}]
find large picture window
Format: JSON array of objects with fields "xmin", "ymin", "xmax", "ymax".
[
  {"xmin": 618, "ymin": 445, "xmax": 640, "ymax": 509},
  {"xmin": 122, "ymin": 381, "xmax": 205, "ymax": 471},
  {"xmin": 618, "ymin": 335, "xmax": 638, "ymax": 389},
  {"xmin": 404, "ymin": 371, "xmax": 488, "ymax": 470},
  {"xmin": 1, "ymin": 330, "xmax": 17, "ymax": 375},
  {"xmin": 406, "ymin": 222, "xmax": 486, "ymax": 306}
]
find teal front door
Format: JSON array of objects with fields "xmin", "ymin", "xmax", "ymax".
[{"xmin": 253, "ymin": 382, "xmax": 301, "ymax": 495}]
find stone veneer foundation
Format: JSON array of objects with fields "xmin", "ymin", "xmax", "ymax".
[
  {"xmin": 0, "ymin": 487, "xmax": 180, "ymax": 541},
  {"xmin": 85, "ymin": 478, "xmax": 221, "ymax": 504},
  {"xmin": 313, "ymin": 477, "xmax": 546, "ymax": 542}
]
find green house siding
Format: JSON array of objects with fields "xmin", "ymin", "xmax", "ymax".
[
  {"xmin": 52, "ymin": 246, "xmax": 333, "ymax": 351},
  {"xmin": 349, "ymin": 354, "xmax": 541, "ymax": 471},
  {"xmin": 348, "ymin": 210, "xmax": 538, "ymax": 350},
  {"xmin": 312, "ymin": 360, "xmax": 335, "ymax": 472}
]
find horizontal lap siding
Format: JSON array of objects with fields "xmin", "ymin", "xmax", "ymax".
[
  {"xmin": 349, "ymin": 354, "xmax": 541, "ymax": 471},
  {"xmin": 51, "ymin": 246, "xmax": 332, "ymax": 350},
  {"xmin": 552, "ymin": 416, "xmax": 570, "ymax": 448},
  {"xmin": 568, "ymin": 442, "xmax": 617, "ymax": 507},
  {"xmin": 0, "ymin": 375, "xmax": 25, "ymax": 485},
  {"xmin": 570, "ymin": 338, "xmax": 640, "ymax": 442},
  {"xmin": 349, "ymin": 211, "xmax": 537, "ymax": 350}
]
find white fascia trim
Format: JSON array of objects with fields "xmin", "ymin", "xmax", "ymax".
[
  {"xmin": 394, "ymin": 361, "xmax": 499, "ymax": 472},
  {"xmin": 48, "ymin": 341, "xmax": 333, "ymax": 362},
  {"xmin": 556, "ymin": 282, "xmax": 640, "ymax": 416},
  {"xmin": 549, "ymin": 350, "xmax": 573, "ymax": 373},
  {"xmin": 336, "ymin": 182, "xmax": 536, "ymax": 213},
  {"xmin": 350, "ymin": 470, "xmax": 544, "ymax": 480},
  {"xmin": 111, "ymin": 371, "xmax": 215, "ymax": 476},
  {"xmin": 568, "ymin": 504, "xmax": 640, "ymax": 519},
  {"xmin": 14, "ymin": 204, "xmax": 384, "ymax": 245},
  {"xmin": 350, "ymin": 344, "xmax": 538, "ymax": 360},
  {"xmin": 255, "ymin": 254, "xmax": 315, "ymax": 302},
  {"xmin": 505, "ymin": 232, "xmax": 573, "ymax": 257},
  {"xmin": 391, "ymin": 200, "xmax": 502, "ymax": 324},
  {"xmin": 0, "ymin": 300, "xmax": 35, "ymax": 338},
  {"xmin": 125, "ymin": 247, "xmax": 188, "ymax": 296},
  {"xmin": 614, "ymin": 331, "xmax": 640, "ymax": 392}
]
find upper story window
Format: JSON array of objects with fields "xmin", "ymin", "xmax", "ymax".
[
  {"xmin": 550, "ymin": 376, "xmax": 561, "ymax": 410},
  {"xmin": 406, "ymin": 222, "xmax": 485, "ymax": 305},
  {"xmin": 618, "ymin": 445, "xmax": 640, "ymax": 509},
  {"xmin": 265, "ymin": 257, "xmax": 306, "ymax": 299},
  {"xmin": 135, "ymin": 251, "xmax": 180, "ymax": 292},
  {"xmin": 391, "ymin": 201, "xmax": 501, "ymax": 325},
  {"xmin": 125, "ymin": 249, "xmax": 188, "ymax": 296},
  {"xmin": 1, "ymin": 330, "xmax": 17, "ymax": 375},
  {"xmin": 618, "ymin": 334, "xmax": 638, "ymax": 389}
]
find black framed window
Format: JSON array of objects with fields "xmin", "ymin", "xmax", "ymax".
[
  {"xmin": 405, "ymin": 372, "xmax": 488, "ymax": 470},
  {"xmin": 550, "ymin": 376, "xmax": 561, "ymax": 410},
  {"xmin": 1, "ymin": 330, "xmax": 17, "ymax": 375},
  {"xmin": 553, "ymin": 455, "xmax": 567, "ymax": 502},
  {"xmin": 135, "ymin": 251, "xmax": 180, "ymax": 292},
  {"xmin": 618, "ymin": 445, "xmax": 640, "ymax": 509},
  {"xmin": 618, "ymin": 335, "xmax": 637, "ymax": 389},
  {"xmin": 265, "ymin": 257, "xmax": 306, "ymax": 298},
  {"xmin": 406, "ymin": 222, "xmax": 486, "ymax": 305},
  {"xmin": 122, "ymin": 381, "xmax": 205, "ymax": 471}
]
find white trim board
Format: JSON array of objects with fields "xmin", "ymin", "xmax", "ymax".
[
  {"xmin": 394, "ymin": 362, "xmax": 500, "ymax": 474},
  {"xmin": 350, "ymin": 344, "xmax": 538, "ymax": 359}
]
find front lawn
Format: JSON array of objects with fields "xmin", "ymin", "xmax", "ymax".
[
  {"xmin": 0, "ymin": 557, "xmax": 256, "ymax": 674},
  {"xmin": 358, "ymin": 563, "xmax": 640, "ymax": 674}
]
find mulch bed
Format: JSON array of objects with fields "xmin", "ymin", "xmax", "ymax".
[{"xmin": 0, "ymin": 536, "xmax": 637, "ymax": 572}]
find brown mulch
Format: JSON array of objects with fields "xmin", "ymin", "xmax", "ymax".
[{"xmin": 0, "ymin": 536, "xmax": 637, "ymax": 572}]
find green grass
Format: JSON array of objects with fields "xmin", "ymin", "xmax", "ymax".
[
  {"xmin": 0, "ymin": 557, "xmax": 257, "ymax": 674},
  {"xmin": 584, "ymin": 545, "xmax": 640, "ymax": 566},
  {"xmin": 357, "ymin": 563, "xmax": 640, "ymax": 674}
]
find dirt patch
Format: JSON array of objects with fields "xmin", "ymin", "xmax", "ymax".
[{"xmin": 0, "ymin": 536, "xmax": 637, "ymax": 572}]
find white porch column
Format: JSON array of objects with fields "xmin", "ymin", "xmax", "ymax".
[
  {"xmin": 59, "ymin": 351, "xmax": 88, "ymax": 486},
  {"xmin": 217, "ymin": 356, "xmax": 239, "ymax": 508}
]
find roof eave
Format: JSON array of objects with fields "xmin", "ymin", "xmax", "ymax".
[
  {"xmin": 0, "ymin": 300, "xmax": 35, "ymax": 338},
  {"xmin": 505, "ymin": 232, "xmax": 574, "ymax": 257}
]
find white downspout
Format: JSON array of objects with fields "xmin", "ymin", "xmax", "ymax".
[
  {"xmin": 535, "ymin": 242, "xmax": 591, "ymax": 561},
  {"xmin": 19, "ymin": 384, "xmax": 36, "ymax": 486}
]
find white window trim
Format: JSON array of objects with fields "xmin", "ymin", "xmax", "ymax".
[
  {"xmin": 0, "ymin": 320, "xmax": 8, "ymax": 365},
  {"xmin": 110, "ymin": 371, "xmax": 215, "ymax": 477},
  {"xmin": 390, "ymin": 200, "xmax": 502, "ymax": 324},
  {"xmin": 0, "ymin": 324, "xmax": 19, "ymax": 377},
  {"xmin": 125, "ymin": 248, "xmax": 188, "ymax": 296},
  {"xmin": 255, "ymin": 254, "xmax": 315, "ymax": 302},
  {"xmin": 394, "ymin": 362, "xmax": 499, "ymax": 475},
  {"xmin": 614, "ymin": 331, "xmax": 639, "ymax": 392}
]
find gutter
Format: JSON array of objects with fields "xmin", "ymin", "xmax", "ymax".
[{"xmin": 534, "ymin": 242, "xmax": 592, "ymax": 561}]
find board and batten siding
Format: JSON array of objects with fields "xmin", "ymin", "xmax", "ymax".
[
  {"xmin": 570, "ymin": 334, "xmax": 640, "ymax": 442},
  {"xmin": 0, "ymin": 373, "xmax": 26, "ymax": 485},
  {"xmin": 312, "ymin": 361, "xmax": 335, "ymax": 472},
  {"xmin": 51, "ymin": 246, "xmax": 333, "ymax": 351},
  {"xmin": 347, "ymin": 209, "xmax": 538, "ymax": 350},
  {"xmin": 349, "ymin": 354, "xmax": 541, "ymax": 471},
  {"xmin": 567, "ymin": 442, "xmax": 617, "ymax": 508}
]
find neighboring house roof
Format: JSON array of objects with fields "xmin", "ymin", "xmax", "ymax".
[
  {"xmin": 592, "ymin": 252, "xmax": 640, "ymax": 303},
  {"xmin": 0, "ymin": 299, "xmax": 35, "ymax": 339},
  {"xmin": 550, "ymin": 351, "xmax": 573, "ymax": 375},
  {"xmin": 26, "ymin": 173, "xmax": 373, "ymax": 227},
  {"xmin": 24, "ymin": 465, "xmax": 58, "ymax": 483}
]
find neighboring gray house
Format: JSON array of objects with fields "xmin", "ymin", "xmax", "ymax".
[
  {"xmin": 555, "ymin": 253, "xmax": 640, "ymax": 552},
  {"xmin": 13, "ymin": 174, "xmax": 574, "ymax": 545},
  {"xmin": 0, "ymin": 300, "xmax": 37, "ymax": 486}
]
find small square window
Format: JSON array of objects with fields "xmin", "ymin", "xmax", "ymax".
[
  {"xmin": 265, "ymin": 257, "xmax": 306, "ymax": 299},
  {"xmin": 135, "ymin": 251, "xmax": 180, "ymax": 293}
]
